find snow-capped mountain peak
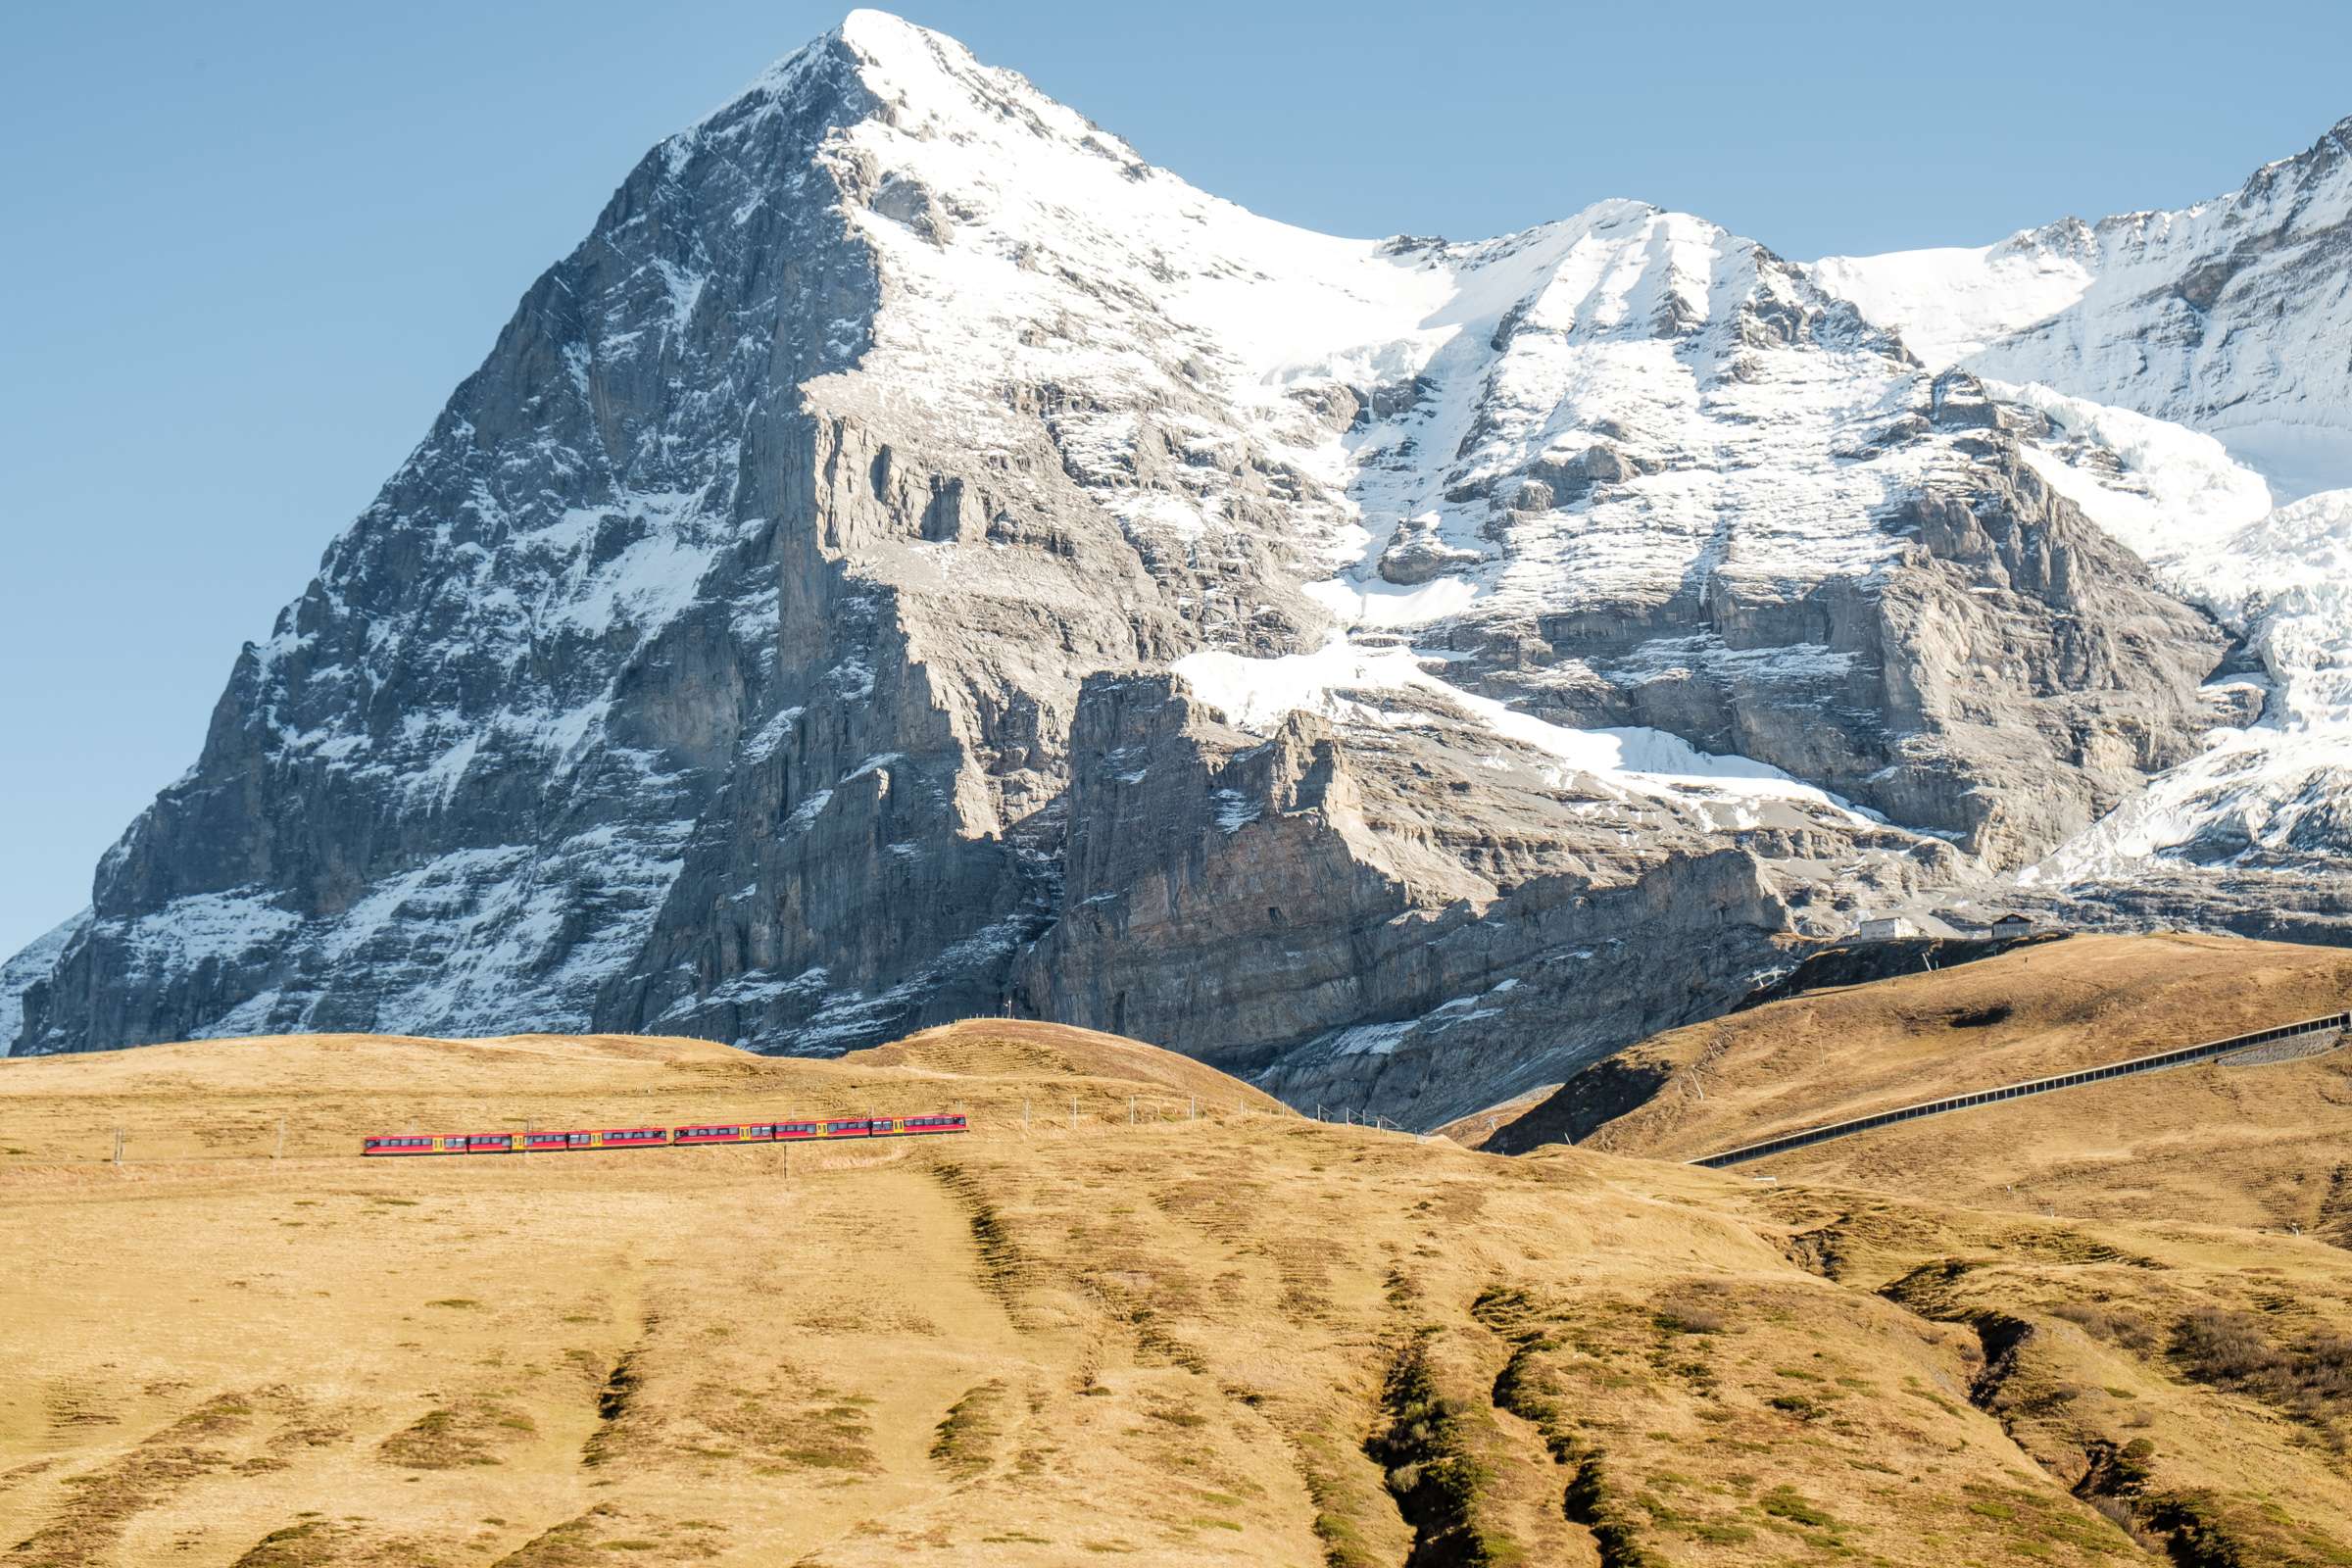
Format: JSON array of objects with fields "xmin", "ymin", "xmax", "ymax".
[
  {"xmin": 1817, "ymin": 111, "xmax": 2352, "ymax": 502},
  {"xmin": 5, "ymin": 17, "xmax": 2345, "ymax": 1128}
]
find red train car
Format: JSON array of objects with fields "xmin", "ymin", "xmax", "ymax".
[
  {"xmin": 361, "ymin": 1135, "xmax": 440, "ymax": 1156},
  {"xmin": 361, "ymin": 1133, "xmax": 518, "ymax": 1155}
]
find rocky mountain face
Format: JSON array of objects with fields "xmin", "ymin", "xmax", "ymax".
[
  {"xmin": 1819, "ymin": 118, "xmax": 2352, "ymax": 929},
  {"xmin": 6, "ymin": 15, "xmax": 2344, "ymax": 1123}
]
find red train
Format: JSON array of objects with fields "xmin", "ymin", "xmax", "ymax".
[{"xmin": 360, "ymin": 1114, "xmax": 966, "ymax": 1156}]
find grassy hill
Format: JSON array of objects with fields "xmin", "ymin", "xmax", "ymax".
[
  {"xmin": 4, "ymin": 1016, "xmax": 2350, "ymax": 1565},
  {"xmin": 1472, "ymin": 933, "xmax": 2352, "ymax": 1223}
]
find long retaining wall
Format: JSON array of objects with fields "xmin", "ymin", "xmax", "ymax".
[{"xmin": 1689, "ymin": 1010, "xmax": 2351, "ymax": 1169}]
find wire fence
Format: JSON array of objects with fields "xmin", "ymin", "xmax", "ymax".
[{"xmin": 1689, "ymin": 1010, "xmax": 2351, "ymax": 1169}]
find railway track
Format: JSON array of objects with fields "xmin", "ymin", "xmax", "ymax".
[{"xmin": 1689, "ymin": 1010, "xmax": 2351, "ymax": 1170}]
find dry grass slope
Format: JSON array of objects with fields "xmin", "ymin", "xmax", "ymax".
[
  {"xmin": 1478, "ymin": 933, "xmax": 2352, "ymax": 1229},
  {"xmin": 3, "ymin": 1013, "xmax": 2348, "ymax": 1565}
]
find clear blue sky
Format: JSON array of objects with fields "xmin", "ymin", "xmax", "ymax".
[{"xmin": 3, "ymin": 0, "xmax": 2347, "ymax": 956}]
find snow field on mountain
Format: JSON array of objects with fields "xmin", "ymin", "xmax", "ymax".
[
  {"xmin": 1993, "ymin": 379, "xmax": 2275, "ymax": 576},
  {"xmin": 1286, "ymin": 210, "xmax": 1944, "ymax": 634},
  {"xmin": 1172, "ymin": 641, "xmax": 1867, "ymax": 817},
  {"xmin": 799, "ymin": 11, "xmax": 1456, "ymax": 556},
  {"xmin": 1810, "ymin": 237, "xmax": 2096, "ymax": 370},
  {"xmin": 1824, "ymin": 120, "xmax": 2352, "ymax": 507},
  {"xmin": 2000, "ymin": 376, "xmax": 2352, "ymax": 885},
  {"xmin": 798, "ymin": 19, "xmax": 1952, "ymax": 653}
]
